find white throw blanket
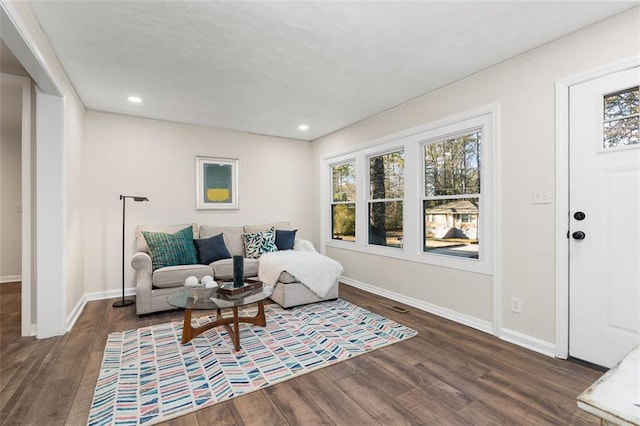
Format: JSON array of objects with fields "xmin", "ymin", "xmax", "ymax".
[{"xmin": 259, "ymin": 250, "xmax": 343, "ymax": 298}]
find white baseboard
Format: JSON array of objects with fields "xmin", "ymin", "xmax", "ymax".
[
  {"xmin": 499, "ymin": 328, "xmax": 556, "ymax": 358},
  {"xmin": 66, "ymin": 287, "xmax": 137, "ymax": 332},
  {"xmin": 340, "ymin": 276, "xmax": 494, "ymax": 335},
  {"xmin": 0, "ymin": 275, "xmax": 21, "ymax": 283},
  {"xmin": 341, "ymin": 276, "xmax": 557, "ymax": 358}
]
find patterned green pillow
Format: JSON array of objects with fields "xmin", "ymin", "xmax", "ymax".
[
  {"xmin": 242, "ymin": 227, "xmax": 278, "ymax": 259},
  {"xmin": 142, "ymin": 227, "xmax": 198, "ymax": 270}
]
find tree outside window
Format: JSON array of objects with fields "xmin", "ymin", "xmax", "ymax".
[
  {"xmin": 331, "ymin": 162, "xmax": 356, "ymax": 241},
  {"xmin": 369, "ymin": 150, "xmax": 404, "ymax": 248},
  {"xmin": 603, "ymin": 86, "xmax": 639, "ymax": 148}
]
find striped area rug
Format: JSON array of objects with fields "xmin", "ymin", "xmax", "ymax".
[{"xmin": 88, "ymin": 298, "xmax": 417, "ymax": 425}]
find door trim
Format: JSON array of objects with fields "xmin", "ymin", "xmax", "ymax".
[
  {"xmin": 554, "ymin": 56, "xmax": 640, "ymax": 359},
  {"xmin": 0, "ymin": 73, "xmax": 32, "ymax": 337}
]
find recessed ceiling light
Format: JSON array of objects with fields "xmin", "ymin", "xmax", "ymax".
[
  {"xmin": 128, "ymin": 96, "xmax": 142, "ymax": 103},
  {"xmin": 298, "ymin": 124, "xmax": 309, "ymax": 131}
]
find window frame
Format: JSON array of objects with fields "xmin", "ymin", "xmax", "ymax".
[
  {"xmin": 366, "ymin": 148, "xmax": 405, "ymax": 249},
  {"xmin": 598, "ymin": 85, "xmax": 639, "ymax": 152},
  {"xmin": 421, "ymin": 128, "xmax": 483, "ymax": 260},
  {"xmin": 323, "ymin": 105, "xmax": 495, "ymax": 275},
  {"xmin": 330, "ymin": 160, "xmax": 357, "ymax": 242}
]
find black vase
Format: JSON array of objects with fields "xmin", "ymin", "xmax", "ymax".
[{"xmin": 233, "ymin": 255, "xmax": 244, "ymax": 288}]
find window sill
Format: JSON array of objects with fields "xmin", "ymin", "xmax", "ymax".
[{"xmin": 324, "ymin": 240, "xmax": 492, "ymax": 275}]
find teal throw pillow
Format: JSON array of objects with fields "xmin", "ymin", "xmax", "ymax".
[
  {"xmin": 242, "ymin": 227, "xmax": 278, "ymax": 259},
  {"xmin": 142, "ymin": 227, "xmax": 198, "ymax": 270}
]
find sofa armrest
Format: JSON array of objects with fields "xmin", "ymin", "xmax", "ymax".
[
  {"xmin": 293, "ymin": 238, "xmax": 317, "ymax": 252},
  {"xmin": 131, "ymin": 252, "xmax": 153, "ymax": 315}
]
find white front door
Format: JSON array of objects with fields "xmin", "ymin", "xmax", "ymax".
[{"xmin": 569, "ymin": 67, "xmax": 640, "ymax": 368}]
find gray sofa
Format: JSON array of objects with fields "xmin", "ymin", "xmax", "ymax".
[{"xmin": 132, "ymin": 221, "xmax": 339, "ymax": 315}]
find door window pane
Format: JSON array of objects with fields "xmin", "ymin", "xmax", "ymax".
[{"xmin": 603, "ymin": 86, "xmax": 639, "ymax": 148}]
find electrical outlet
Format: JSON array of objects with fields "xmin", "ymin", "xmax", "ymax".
[{"xmin": 510, "ymin": 296, "xmax": 522, "ymax": 314}]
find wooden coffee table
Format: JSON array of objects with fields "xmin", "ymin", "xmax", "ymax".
[{"xmin": 167, "ymin": 283, "xmax": 273, "ymax": 351}]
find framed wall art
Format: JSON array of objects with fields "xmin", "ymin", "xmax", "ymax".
[{"xmin": 195, "ymin": 156, "xmax": 239, "ymax": 210}]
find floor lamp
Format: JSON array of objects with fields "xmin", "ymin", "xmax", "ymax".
[{"xmin": 114, "ymin": 195, "xmax": 149, "ymax": 308}]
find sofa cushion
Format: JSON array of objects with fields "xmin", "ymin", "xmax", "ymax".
[
  {"xmin": 243, "ymin": 222, "xmax": 291, "ymax": 233},
  {"xmin": 152, "ymin": 264, "xmax": 213, "ymax": 289},
  {"xmin": 194, "ymin": 233, "xmax": 231, "ymax": 264},
  {"xmin": 142, "ymin": 227, "xmax": 198, "ymax": 271},
  {"xmin": 242, "ymin": 228, "xmax": 278, "ymax": 259},
  {"xmin": 211, "ymin": 258, "xmax": 259, "ymax": 280},
  {"xmin": 136, "ymin": 223, "xmax": 198, "ymax": 254},
  {"xmin": 199, "ymin": 225, "xmax": 245, "ymax": 257},
  {"xmin": 278, "ymin": 271, "xmax": 298, "ymax": 284},
  {"xmin": 275, "ymin": 229, "xmax": 297, "ymax": 251}
]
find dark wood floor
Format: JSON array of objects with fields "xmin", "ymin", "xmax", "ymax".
[{"xmin": 1, "ymin": 281, "xmax": 603, "ymax": 425}]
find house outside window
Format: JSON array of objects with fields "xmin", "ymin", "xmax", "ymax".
[
  {"xmin": 368, "ymin": 150, "xmax": 404, "ymax": 248},
  {"xmin": 331, "ymin": 161, "xmax": 356, "ymax": 241},
  {"xmin": 423, "ymin": 131, "xmax": 481, "ymax": 259},
  {"xmin": 324, "ymin": 106, "xmax": 494, "ymax": 275}
]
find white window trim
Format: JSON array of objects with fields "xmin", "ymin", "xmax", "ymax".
[
  {"xmin": 329, "ymin": 160, "xmax": 357, "ymax": 242},
  {"xmin": 322, "ymin": 104, "xmax": 496, "ymax": 275}
]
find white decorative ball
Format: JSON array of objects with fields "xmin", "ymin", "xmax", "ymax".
[
  {"xmin": 202, "ymin": 275, "xmax": 214, "ymax": 285},
  {"xmin": 184, "ymin": 276, "xmax": 199, "ymax": 287},
  {"xmin": 204, "ymin": 280, "xmax": 218, "ymax": 289}
]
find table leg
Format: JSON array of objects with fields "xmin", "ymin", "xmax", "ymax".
[
  {"xmin": 232, "ymin": 307, "xmax": 240, "ymax": 351},
  {"xmin": 182, "ymin": 308, "xmax": 193, "ymax": 344},
  {"xmin": 182, "ymin": 301, "xmax": 268, "ymax": 348}
]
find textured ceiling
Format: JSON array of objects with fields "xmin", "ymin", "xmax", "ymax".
[{"xmin": 25, "ymin": 1, "xmax": 639, "ymax": 141}]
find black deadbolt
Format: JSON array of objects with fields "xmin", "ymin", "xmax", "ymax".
[
  {"xmin": 574, "ymin": 211, "xmax": 586, "ymax": 221},
  {"xmin": 572, "ymin": 231, "xmax": 586, "ymax": 240}
]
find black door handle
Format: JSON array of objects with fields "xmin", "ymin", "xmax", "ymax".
[{"xmin": 572, "ymin": 231, "xmax": 586, "ymax": 240}]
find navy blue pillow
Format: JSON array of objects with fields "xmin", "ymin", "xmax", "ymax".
[
  {"xmin": 275, "ymin": 229, "xmax": 297, "ymax": 251},
  {"xmin": 194, "ymin": 233, "xmax": 231, "ymax": 264}
]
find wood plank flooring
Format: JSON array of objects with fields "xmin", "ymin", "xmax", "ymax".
[{"xmin": 0, "ymin": 281, "xmax": 604, "ymax": 425}]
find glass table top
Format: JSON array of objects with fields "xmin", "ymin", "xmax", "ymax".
[{"xmin": 167, "ymin": 283, "xmax": 274, "ymax": 310}]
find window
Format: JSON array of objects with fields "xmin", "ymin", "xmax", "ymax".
[
  {"xmin": 368, "ymin": 150, "xmax": 404, "ymax": 248},
  {"xmin": 423, "ymin": 131, "xmax": 481, "ymax": 259},
  {"xmin": 324, "ymin": 106, "xmax": 493, "ymax": 274},
  {"xmin": 331, "ymin": 161, "xmax": 356, "ymax": 241},
  {"xmin": 603, "ymin": 86, "xmax": 639, "ymax": 148}
]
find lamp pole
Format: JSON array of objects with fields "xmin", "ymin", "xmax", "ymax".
[{"xmin": 114, "ymin": 195, "xmax": 149, "ymax": 308}]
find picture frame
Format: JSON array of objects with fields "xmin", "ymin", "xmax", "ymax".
[{"xmin": 195, "ymin": 156, "xmax": 239, "ymax": 210}]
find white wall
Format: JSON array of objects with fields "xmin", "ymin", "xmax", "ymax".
[
  {"xmin": 82, "ymin": 111, "xmax": 313, "ymax": 295},
  {"xmin": 311, "ymin": 8, "xmax": 640, "ymax": 346},
  {"xmin": 2, "ymin": 1, "xmax": 86, "ymax": 335},
  {"xmin": 64, "ymin": 93, "xmax": 85, "ymax": 316},
  {"xmin": 0, "ymin": 83, "xmax": 22, "ymax": 281}
]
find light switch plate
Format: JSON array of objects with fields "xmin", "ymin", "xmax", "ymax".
[{"xmin": 533, "ymin": 188, "xmax": 552, "ymax": 204}]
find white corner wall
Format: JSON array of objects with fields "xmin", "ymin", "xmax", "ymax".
[
  {"xmin": 82, "ymin": 111, "xmax": 313, "ymax": 296},
  {"xmin": 311, "ymin": 8, "xmax": 640, "ymax": 348},
  {"xmin": 2, "ymin": 0, "xmax": 86, "ymax": 335}
]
